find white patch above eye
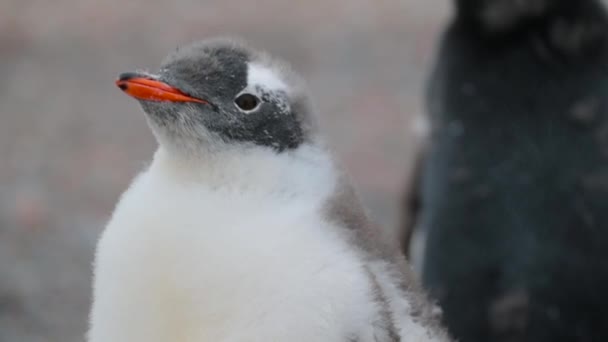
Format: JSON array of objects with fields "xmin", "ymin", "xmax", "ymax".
[
  {"xmin": 246, "ymin": 63, "xmax": 288, "ymax": 93},
  {"xmin": 241, "ymin": 62, "xmax": 291, "ymax": 115}
]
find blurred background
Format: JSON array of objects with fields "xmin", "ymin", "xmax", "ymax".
[{"xmin": 0, "ymin": 1, "xmax": 448, "ymax": 341}]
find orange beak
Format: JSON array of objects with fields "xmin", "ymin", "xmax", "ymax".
[{"xmin": 115, "ymin": 72, "xmax": 208, "ymax": 104}]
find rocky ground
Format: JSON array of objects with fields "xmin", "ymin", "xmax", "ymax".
[{"xmin": 0, "ymin": 1, "xmax": 448, "ymax": 341}]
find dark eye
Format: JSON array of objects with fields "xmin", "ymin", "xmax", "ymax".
[{"xmin": 234, "ymin": 93, "xmax": 260, "ymax": 111}]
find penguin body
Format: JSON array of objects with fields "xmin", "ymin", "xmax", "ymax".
[
  {"xmin": 91, "ymin": 146, "xmax": 380, "ymax": 341},
  {"xmin": 403, "ymin": 1, "xmax": 608, "ymax": 341},
  {"xmin": 89, "ymin": 38, "xmax": 449, "ymax": 342}
]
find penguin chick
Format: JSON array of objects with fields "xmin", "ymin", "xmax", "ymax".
[{"xmin": 88, "ymin": 38, "xmax": 450, "ymax": 342}]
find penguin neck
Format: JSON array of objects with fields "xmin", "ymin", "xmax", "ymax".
[{"xmin": 150, "ymin": 142, "xmax": 338, "ymax": 199}]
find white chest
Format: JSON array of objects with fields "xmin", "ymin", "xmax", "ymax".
[{"xmin": 88, "ymin": 167, "xmax": 378, "ymax": 342}]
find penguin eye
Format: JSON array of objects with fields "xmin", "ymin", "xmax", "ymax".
[{"xmin": 234, "ymin": 93, "xmax": 260, "ymax": 112}]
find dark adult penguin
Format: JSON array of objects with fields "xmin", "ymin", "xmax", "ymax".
[{"xmin": 401, "ymin": 0, "xmax": 608, "ymax": 341}]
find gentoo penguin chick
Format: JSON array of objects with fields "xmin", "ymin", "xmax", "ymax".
[
  {"xmin": 88, "ymin": 38, "xmax": 450, "ymax": 342},
  {"xmin": 401, "ymin": 0, "xmax": 608, "ymax": 341}
]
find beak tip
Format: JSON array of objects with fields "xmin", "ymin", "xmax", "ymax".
[{"xmin": 118, "ymin": 72, "xmax": 140, "ymax": 82}]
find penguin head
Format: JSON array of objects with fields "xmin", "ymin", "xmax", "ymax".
[{"xmin": 116, "ymin": 38, "xmax": 316, "ymax": 153}]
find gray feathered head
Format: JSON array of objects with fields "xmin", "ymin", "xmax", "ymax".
[{"xmin": 116, "ymin": 38, "xmax": 318, "ymax": 153}]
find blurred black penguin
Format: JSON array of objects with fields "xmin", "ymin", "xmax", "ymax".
[{"xmin": 401, "ymin": 0, "xmax": 608, "ymax": 341}]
